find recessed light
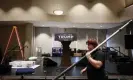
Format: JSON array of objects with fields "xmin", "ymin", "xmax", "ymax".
[
  {"xmin": 73, "ymin": 26, "xmax": 75, "ymax": 27},
  {"xmin": 53, "ymin": 10, "xmax": 63, "ymax": 15}
]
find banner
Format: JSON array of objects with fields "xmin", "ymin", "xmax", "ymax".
[{"xmin": 55, "ymin": 33, "xmax": 77, "ymax": 41}]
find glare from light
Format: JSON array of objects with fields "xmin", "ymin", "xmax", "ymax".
[
  {"xmin": 100, "ymin": 26, "xmax": 103, "ymax": 27},
  {"xmin": 53, "ymin": 10, "xmax": 63, "ymax": 15},
  {"xmin": 86, "ymin": 25, "xmax": 90, "ymax": 27}
]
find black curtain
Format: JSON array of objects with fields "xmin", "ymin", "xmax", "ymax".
[{"xmin": 126, "ymin": 22, "xmax": 133, "ymax": 59}]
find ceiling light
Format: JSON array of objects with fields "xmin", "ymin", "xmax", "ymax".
[{"xmin": 53, "ymin": 10, "xmax": 63, "ymax": 15}]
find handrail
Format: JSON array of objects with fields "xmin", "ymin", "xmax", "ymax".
[
  {"xmin": 109, "ymin": 47, "xmax": 127, "ymax": 56},
  {"xmin": 102, "ymin": 46, "xmax": 127, "ymax": 57},
  {"xmin": 53, "ymin": 20, "xmax": 132, "ymax": 80}
]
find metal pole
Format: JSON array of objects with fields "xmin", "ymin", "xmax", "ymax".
[{"xmin": 53, "ymin": 20, "xmax": 132, "ymax": 80}]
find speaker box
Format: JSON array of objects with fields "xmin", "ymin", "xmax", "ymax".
[
  {"xmin": 0, "ymin": 64, "xmax": 11, "ymax": 75},
  {"xmin": 43, "ymin": 58, "xmax": 57, "ymax": 67}
]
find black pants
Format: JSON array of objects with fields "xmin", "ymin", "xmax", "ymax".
[{"xmin": 87, "ymin": 72, "xmax": 105, "ymax": 80}]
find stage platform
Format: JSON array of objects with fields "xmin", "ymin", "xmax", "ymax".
[{"xmin": 0, "ymin": 57, "xmax": 133, "ymax": 80}]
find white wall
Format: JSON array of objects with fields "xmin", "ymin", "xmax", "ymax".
[
  {"xmin": 35, "ymin": 27, "xmax": 106, "ymax": 55},
  {"xmin": 35, "ymin": 27, "xmax": 52, "ymax": 55},
  {"xmin": 50, "ymin": 28, "xmax": 64, "ymax": 48},
  {"xmin": 35, "ymin": 25, "xmax": 130, "ymax": 56},
  {"xmin": 76, "ymin": 29, "xmax": 97, "ymax": 50},
  {"xmin": 106, "ymin": 26, "xmax": 128, "ymax": 55},
  {"xmin": 0, "ymin": 0, "xmax": 126, "ymax": 23},
  {"xmin": 120, "ymin": 5, "xmax": 133, "ymax": 21},
  {"xmin": 24, "ymin": 23, "xmax": 34, "ymax": 59}
]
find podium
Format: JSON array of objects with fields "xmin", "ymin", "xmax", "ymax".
[{"xmin": 55, "ymin": 33, "xmax": 77, "ymax": 67}]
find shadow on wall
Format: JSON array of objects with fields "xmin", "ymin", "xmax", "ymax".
[
  {"xmin": 32, "ymin": 0, "xmax": 97, "ymax": 14},
  {"xmin": 100, "ymin": 0, "xmax": 125, "ymax": 15},
  {"xmin": 0, "ymin": 0, "xmax": 32, "ymax": 12},
  {"xmin": 0, "ymin": 0, "xmax": 97, "ymax": 13},
  {"xmin": 35, "ymin": 27, "xmax": 52, "ymax": 55},
  {"xmin": 77, "ymin": 29, "xmax": 88, "ymax": 40},
  {"xmin": 35, "ymin": 27, "xmax": 51, "ymax": 37}
]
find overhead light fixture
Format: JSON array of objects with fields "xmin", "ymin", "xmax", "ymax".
[{"xmin": 53, "ymin": 10, "xmax": 63, "ymax": 15}]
